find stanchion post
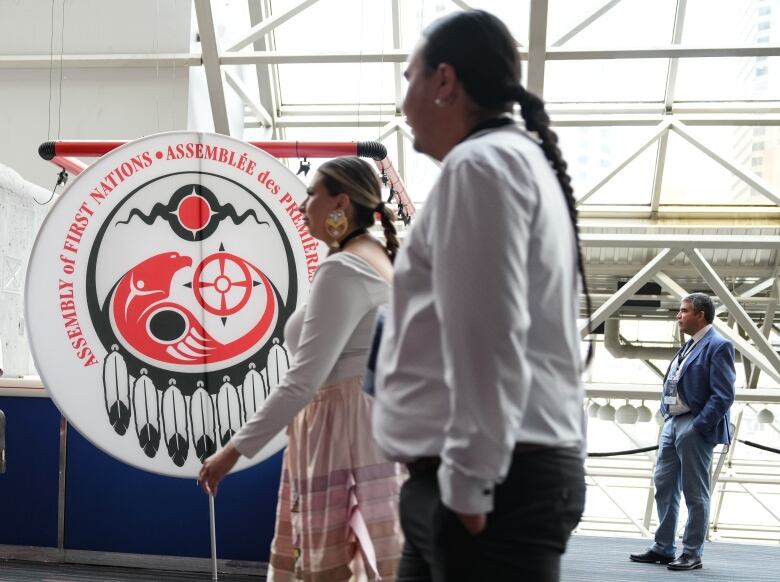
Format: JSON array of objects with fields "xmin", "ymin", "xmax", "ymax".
[{"xmin": 209, "ymin": 494, "xmax": 218, "ymax": 581}]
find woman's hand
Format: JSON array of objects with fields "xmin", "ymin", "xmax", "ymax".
[{"xmin": 199, "ymin": 442, "xmax": 241, "ymax": 496}]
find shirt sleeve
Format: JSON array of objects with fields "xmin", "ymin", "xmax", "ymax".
[
  {"xmin": 431, "ymin": 154, "xmax": 537, "ymax": 514},
  {"xmin": 232, "ymin": 258, "xmax": 370, "ymax": 458}
]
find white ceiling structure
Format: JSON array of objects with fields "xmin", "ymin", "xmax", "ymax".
[
  {"xmin": 5, "ymin": 1, "xmax": 780, "ymax": 549},
  {"xmin": 1, "ymin": 0, "xmax": 780, "ymax": 388}
]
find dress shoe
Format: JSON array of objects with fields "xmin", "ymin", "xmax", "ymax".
[
  {"xmin": 667, "ymin": 553, "xmax": 703, "ymax": 570},
  {"xmin": 629, "ymin": 549, "xmax": 674, "ymax": 564}
]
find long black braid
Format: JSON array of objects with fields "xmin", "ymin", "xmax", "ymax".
[{"xmin": 516, "ymin": 86, "xmax": 593, "ymax": 364}]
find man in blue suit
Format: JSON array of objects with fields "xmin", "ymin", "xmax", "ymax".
[{"xmin": 630, "ymin": 293, "xmax": 735, "ymax": 571}]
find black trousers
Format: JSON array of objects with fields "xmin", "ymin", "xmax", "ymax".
[{"xmin": 397, "ymin": 447, "xmax": 586, "ymax": 582}]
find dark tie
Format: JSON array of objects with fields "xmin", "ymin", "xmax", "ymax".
[{"xmin": 677, "ymin": 339, "xmax": 693, "ymax": 365}]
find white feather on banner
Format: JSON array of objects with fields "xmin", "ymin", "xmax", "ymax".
[
  {"xmin": 190, "ymin": 381, "xmax": 217, "ymax": 463},
  {"xmin": 265, "ymin": 338, "xmax": 290, "ymax": 397},
  {"xmin": 103, "ymin": 344, "xmax": 131, "ymax": 435},
  {"xmin": 161, "ymin": 379, "xmax": 189, "ymax": 467},
  {"xmin": 241, "ymin": 362, "xmax": 266, "ymax": 420},
  {"xmin": 216, "ymin": 376, "xmax": 242, "ymax": 446},
  {"xmin": 132, "ymin": 368, "xmax": 160, "ymax": 458}
]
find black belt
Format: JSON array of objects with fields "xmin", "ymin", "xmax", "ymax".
[{"xmin": 406, "ymin": 443, "xmax": 555, "ymax": 476}]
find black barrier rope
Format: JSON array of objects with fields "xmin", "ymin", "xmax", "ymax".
[
  {"xmin": 586, "ymin": 439, "xmax": 780, "ymax": 458},
  {"xmin": 588, "ymin": 445, "xmax": 658, "ymax": 458},
  {"xmin": 737, "ymin": 439, "xmax": 780, "ymax": 455}
]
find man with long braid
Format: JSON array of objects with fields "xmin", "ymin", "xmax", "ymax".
[{"xmin": 372, "ymin": 10, "xmax": 590, "ymax": 582}]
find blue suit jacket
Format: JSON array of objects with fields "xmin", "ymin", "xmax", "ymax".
[{"xmin": 661, "ymin": 327, "xmax": 736, "ymax": 445}]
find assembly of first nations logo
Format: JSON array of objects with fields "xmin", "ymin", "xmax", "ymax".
[{"xmin": 26, "ymin": 132, "xmax": 323, "ymax": 477}]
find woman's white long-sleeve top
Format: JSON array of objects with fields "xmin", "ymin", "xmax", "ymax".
[{"xmin": 233, "ymin": 251, "xmax": 389, "ymax": 458}]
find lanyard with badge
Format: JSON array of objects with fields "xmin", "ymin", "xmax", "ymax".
[{"xmin": 664, "ymin": 340, "xmax": 693, "ymax": 405}]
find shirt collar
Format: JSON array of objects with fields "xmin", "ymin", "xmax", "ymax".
[{"xmin": 690, "ymin": 323, "xmax": 712, "ymax": 345}]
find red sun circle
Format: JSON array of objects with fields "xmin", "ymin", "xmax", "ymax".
[{"xmin": 177, "ymin": 194, "xmax": 212, "ymax": 231}]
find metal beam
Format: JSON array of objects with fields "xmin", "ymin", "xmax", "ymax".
[
  {"xmin": 0, "ymin": 54, "xmax": 199, "ymax": 68},
  {"xmin": 715, "ymin": 277, "xmax": 778, "ymax": 316},
  {"xmin": 548, "ymin": 44, "xmax": 780, "ymax": 60},
  {"xmin": 585, "ymin": 381, "xmax": 780, "ymax": 401},
  {"xmin": 654, "ymin": 271, "xmax": 780, "ymax": 384},
  {"xmin": 395, "ymin": 120, "xmax": 414, "ymax": 142},
  {"xmin": 450, "ymin": 0, "xmax": 474, "ymax": 10},
  {"xmin": 576, "ymin": 121, "xmax": 671, "ymax": 207},
  {"xmin": 553, "ymin": 113, "xmax": 780, "ymax": 126},
  {"xmin": 552, "ymin": 102, "xmax": 780, "ymax": 115},
  {"xmin": 580, "ymin": 247, "xmax": 682, "ymax": 336},
  {"xmin": 670, "ymin": 121, "xmax": 780, "ymax": 206},
  {"xmin": 271, "ymin": 116, "xmax": 389, "ymax": 128},
  {"xmin": 376, "ymin": 120, "xmax": 400, "ymax": 143},
  {"xmin": 224, "ymin": 70, "xmax": 272, "ymax": 127},
  {"xmin": 391, "ymin": 0, "xmax": 406, "ymax": 183},
  {"xmin": 263, "ymin": 110, "xmax": 780, "ymax": 127},
  {"xmin": 227, "ymin": 0, "xmax": 322, "ymax": 53},
  {"xmin": 712, "ymin": 408, "xmax": 742, "ymax": 530},
  {"xmin": 391, "ymin": 0, "xmax": 403, "ymax": 113},
  {"xmin": 406, "ymin": 206, "xmax": 780, "ymax": 222},
  {"xmin": 650, "ymin": 130, "xmax": 669, "ymax": 214},
  {"xmin": 580, "ymin": 234, "xmax": 780, "ymax": 250},
  {"xmin": 651, "ymin": 0, "xmax": 687, "ymax": 213},
  {"xmin": 578, "ymin": 207, "xmax": 780, "ymax": 220},
  {"xmin": 247, "ymin": 0, "xmax": 280, "ymax": 138},
  {"xmin": 551, "ymin": 0, "xmax": 622, "ymax": 47},
  {"xmin": 221, "ymin": 50, "xmax": 410, "ymax": 65},
  {"xmin": 588, "ymin": 475, "xmax": 652, "ymax": 537},
  {"xmin": 641, "ymin": 360, "xmax": 666, "ymax": 380},
  {"xmin": 663, "ymin": 0, "xmax": 688, "ymax": 111},
  {"xmin": 7, "ymin": 44, "xmax": 780, "ymax": 71},
  {"xmin": 749, "ymin": 297, "xmax": 776, "ymax": 388},
  {"xmin": 396, "ymin": 124, "xmax": 407, "ymax": 187},
  {"xmin": 194, "ymin": 0, "xmax": 230, "ymax": 135},
  {"xmin": 686, "ymin": 249, "xmax": 780, "ymax": 372},
  {"xmin": 280, "ymin": 102, "xmax": 780, "ymax": 117},
  {"xmin": 527, "ymin": 0, "xmax": 549, "ymax": 96}
]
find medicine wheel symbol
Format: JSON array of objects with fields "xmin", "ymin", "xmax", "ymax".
[{"xmin": 192, "ymin": 251, "xmax": 257, "ymax": 317}]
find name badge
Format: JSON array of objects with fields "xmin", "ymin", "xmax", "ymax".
[{"xmin": 664, "ymin": 378, "xmax": 679, "ymax": 405}]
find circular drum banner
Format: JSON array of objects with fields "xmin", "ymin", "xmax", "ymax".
[{"xmin": 26, "ymin": 132, "xmax": 324, "ymax": 477}]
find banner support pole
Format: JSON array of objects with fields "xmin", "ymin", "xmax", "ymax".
[{"xmin": 209, "ymin": 494, "xmax": 218, "ymax": 581}]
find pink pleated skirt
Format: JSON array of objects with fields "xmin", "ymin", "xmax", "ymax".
[{"xmin": 267, "ymin": 376, "xmax": 405, "ymax": 582}]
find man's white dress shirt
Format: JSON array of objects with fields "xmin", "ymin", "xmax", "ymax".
[
  {"xmin": 373, "ymin": 124, "xmax": 586, "ymax": 515},
  {"xmin": 667, "ymin": 324, "xmax": 713, "ymax": 417}
]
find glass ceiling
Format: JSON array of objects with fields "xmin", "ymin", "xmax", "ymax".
[
  {"xmin": 180, "ymin": 0, "xmax": 780, "ymax": 213},
  {"xmin": 1, "ymin": 1, "xmax": 777, "ymax": 390}
]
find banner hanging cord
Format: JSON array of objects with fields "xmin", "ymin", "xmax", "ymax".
[
  {"xmin": 57, "ymin": 0, "xmax": 65, "ymax": 141},
  {"xmin": 47, "ymin": 0, "xmax": 55, "ymax": 141}
]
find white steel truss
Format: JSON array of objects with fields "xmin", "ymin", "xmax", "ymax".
[{"xmin": 4, "ymin": 0, "xmax": 780, "ymax": 549}]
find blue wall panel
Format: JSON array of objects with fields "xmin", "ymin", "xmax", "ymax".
[
  {"xmin": 64, "ymin": 427, "xmax": 283, "ymax": 561},
  {"xmin": 0, "ymin": 394, "xmax": 283, "ymax": 561},
  {"xmin": 0, "ymin": 396, "xmax": 60, "ymax": 547}
]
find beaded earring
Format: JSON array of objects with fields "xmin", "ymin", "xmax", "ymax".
[{"xmin": 325, "ymin": 209, "xmax": 348, "ymax": 240}]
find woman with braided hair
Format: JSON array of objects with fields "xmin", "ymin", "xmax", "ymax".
[
  {"xmin": 200, "ymin": 157, "xmax": 405, "ymax": 581},
  {"xmin": 372, "ymin": 10, "xmax": 589, "ymax": 582}
]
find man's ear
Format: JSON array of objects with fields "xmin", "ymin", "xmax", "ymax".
[{"xmin": 434, "ymin": 62, "xmax": 459, "ymax": 105}]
